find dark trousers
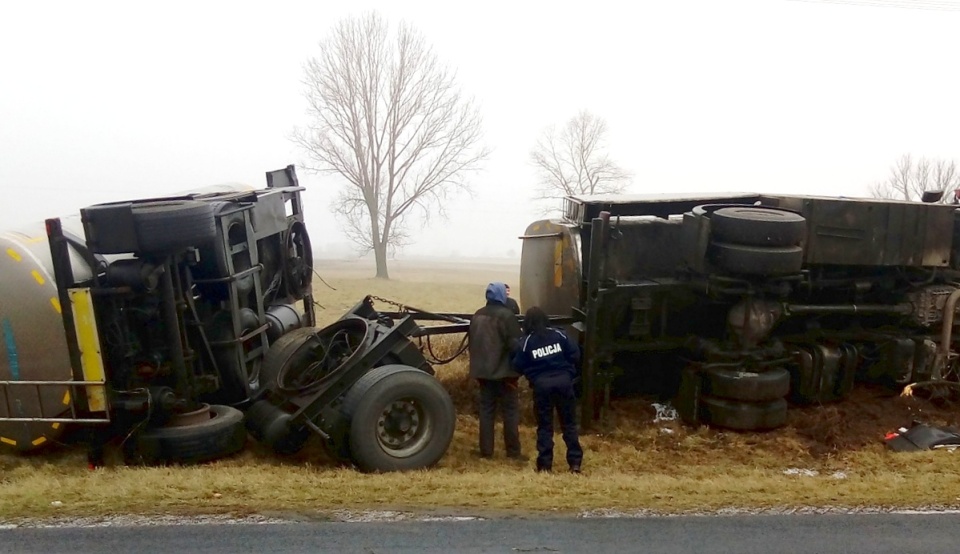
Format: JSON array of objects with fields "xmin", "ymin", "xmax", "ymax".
[
  {"xmin": 477, "ymin": 378, "xmax": 521, "ymax": 457},
  {"xmin": 532, "ymin": 374, "xmax": 583, "ymax": 470}
]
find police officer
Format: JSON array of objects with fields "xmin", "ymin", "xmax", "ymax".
[{"xmin": 512, "ymin": 306, "xmax": 583, "ymax": 473}]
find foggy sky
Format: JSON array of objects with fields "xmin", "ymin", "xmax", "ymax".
[{"xmin": 2, "ymin": 0, "xmax": 960, "ymax": 259}]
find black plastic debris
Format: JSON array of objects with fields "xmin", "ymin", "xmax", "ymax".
[{"xmin": 884, "ymin": 421, "xmax": 960, "ymax": 452}]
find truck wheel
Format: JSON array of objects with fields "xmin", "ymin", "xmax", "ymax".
[
  {"xmin": 699, "ymin": 396, "xmax": 787, "ymax": 431},
  {"xmin": 710, "ymin": 207, "xmax": 806, "ymax": 247},
  {"xmin": 283, "ymin": 220, "xmax": 313, "ymax": 298},
  {"xmin": 273, "ymin": 318, "xmax": 371, "ymax": 395},
  {"xmin": 342, "ymin": 365, "xmax": 455, "ymax": 473},
  {"xmin": 712, "ymin": 242, "xmax": 804, "ymax": 276},
  {"xmin": 260, "ymin": 328, "xmax": 319, "ymax": 391},
  {"xmin": 127, "ymin": 404, "xmax": 247, "ymax": 465},
  {"xmin": 132, "ymin": 200, "xmax": 217, "ymax": 253},
  {"xmin": 703, "ymin": 367, "xmax": 790, "ymax": 402}
]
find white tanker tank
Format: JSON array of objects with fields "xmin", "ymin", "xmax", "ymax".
[{"xmin": 0, "ymin": 215, "xmax": 95, "ymax": 450}]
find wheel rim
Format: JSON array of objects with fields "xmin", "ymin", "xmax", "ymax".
[
  {"xmin": 283, "ymin": 220, "xmax": 313, "ymax": 297},
  {"xmin": 375, "ymin": 397, "xmax": 432, "ymax": 458},
  {"xmin": 168, "ymin": 404, "xmax": 212, "ymax": 427},
  {"xmin": 277, "ymin": 318, "xmax": 371, "ymax": 394}
]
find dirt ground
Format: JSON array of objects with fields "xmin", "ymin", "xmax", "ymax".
[
  {"xmin": 600, "ymin": 383, "xmax": 960, "ymax": 459},
  {"xmin": 786, "ymin": 384, "xmax": 960, "ymax": 455},
  {"xmin": 317, "ymin": 256, "xmax": 960, "ymax": 459}
]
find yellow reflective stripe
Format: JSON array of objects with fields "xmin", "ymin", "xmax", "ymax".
[
  {"xmin": 0, "ymin": 437, "xmax": 16, "ymax": 446},
  {"xmin": 31, "ymin": 270, "xmax": 45, "ymax": 285},
  {"xmin": 553, "ymin": 237, "xmax": 563, "ymax": 288},
  {"xmin": 5, "ymin": 248, "xmax": 21, "ymax": 262},
  {"xmin": 50, "ymin": 297, "xmax": 61, "ymax": 313},
  {"xmin": 62, "ymin": 391, "xmax": 70, "ymax": 405},
  {"xmin": 68, "ymin": 288, "xmax": 107, "ymax": 412},
  {"xmin": 31, "ymin": 436, "xmax": 46, "ymax": 446},
  {"xmin": 52, "ymin": 423, "xmax": 60, "ymax": 430}
]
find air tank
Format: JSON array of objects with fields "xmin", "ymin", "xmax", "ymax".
[{"xmin": 0, "ymin": 214, "xmax": 92, "ymax": 451}]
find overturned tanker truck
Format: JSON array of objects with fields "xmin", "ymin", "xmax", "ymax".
[
  {"xmin": 0, "ymin": 166, "xmax": 456, "ymax": 472},
  {"xmin": 520, "ymin": 191, "xmax": 960, "ymax": 431}
]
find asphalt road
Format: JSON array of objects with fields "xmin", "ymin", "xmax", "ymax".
[{"xmin": 3, "ymin": 512, "xmax": 958, "ymax": 554}]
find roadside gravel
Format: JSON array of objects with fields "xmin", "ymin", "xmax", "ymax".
[{"xmin": 5, "ymin": 505, "xmax": 960, "ymax": 528}]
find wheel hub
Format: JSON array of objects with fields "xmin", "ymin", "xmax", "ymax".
[
  {"xmin": 167, "ymin": 404, "xmax": 212, "ymax": 427},
  {"xmin": 377, "ymin": 400, "xmax": 421, "ymax": 448}
]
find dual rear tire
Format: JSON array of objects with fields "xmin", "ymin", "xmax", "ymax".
[
  {"xmin": 698, "ymin": 367, "xmax": 790, "ymax": 431},
  {"xmin": 708, "ymin": 206, "xmax": 806, "ymax": 277},
  {"xmin": 692, "ymin": 204, "xmax": 806, "ymax": 430}
]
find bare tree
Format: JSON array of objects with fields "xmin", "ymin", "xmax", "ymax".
[
  {"xmin": 292, "ymin": 12, "xmax": 488, "ymax": 278},
  {"xmin": 530, "ymin": 110, "xmax": 631, "ymax": 213},
  {"xmin": 932, "ymin": 159, "xmax": 960, "ymax": 202},
  {"xmin": 870, "ymin": 154, "xmax": 960, "ymax": 203},
  {"xmin": 870, "ymin": 154, "xmax": 914, "ymax": 200}
]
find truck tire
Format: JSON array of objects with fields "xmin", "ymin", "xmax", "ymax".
[
  {"xmin": 282, "ymin": 220, "xmax": 313, "ymax": 298},
  {"xmin": 699, "ymin": 396, "xmax": 787, "ymax": 431},
  {"xmin": 710, "ymin": 207, "xmax": 806, "ymax": 247},
  {"xmin": 341, "ymin": 365, "xmax": 455, "ymax": 473},
  {"xmin": 259, "ymin": 328, "xmax": 319, "ymax": 391},
  {"xmin": 128, "ymin": 404, "xmax": 247, "ymax": 465},
  {"xmin": 703, "ymin": 367, "xmax": 790, "ymax": 402},
  {"xmin": 132, "ymin": 200, "xmax": 217, "ymax": 253},
  {"xmin": 272, "ymin": 318, "xmax": 371, "ymax": 395},
  {"xmin": 712, "ymin": 242, "xmax": 804, "ymax": 276}
]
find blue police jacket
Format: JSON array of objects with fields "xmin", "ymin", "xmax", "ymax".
[{"xmin": 512, "ymin": 328, "xmax": 580, "ymax": 384}]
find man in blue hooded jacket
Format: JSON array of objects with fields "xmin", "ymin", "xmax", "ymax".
[
  {"xmin": 468, "ymin": 282, "xmax": 525, "ymax": 459},
  {"xmin": 513, "ymin": 306, "xmax": 583, "ymax": 473}
]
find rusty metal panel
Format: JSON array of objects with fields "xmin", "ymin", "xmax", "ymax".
[
  {"xmin": 603, "ymin": 217, "xmax": 687, "ymax": 281},
  {"xmin": 922, "ymin": 206, "xmax": 955, "ymax": 266},
  {"xmin": 565, "ymin": 193, "xmax": 762, "ymax": 225},
  {"xmin": 802, "ymin": 198, "xmax": 885, "ymax": 265},
  {"xmin": 767, "ymin": 195, "xmax": 954, "ymax": 267}
]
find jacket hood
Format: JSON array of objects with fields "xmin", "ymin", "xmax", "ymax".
[{"xmin": 485, "ymin": 282, "xmax": 507, "ymax": 305}]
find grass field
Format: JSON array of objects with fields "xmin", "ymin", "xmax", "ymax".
[{"xmin": 2, "ymin": 256, "xmax": 960, "ymax": 521}]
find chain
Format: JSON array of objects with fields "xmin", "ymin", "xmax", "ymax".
[
  {"xmin": 367, "ymin": 295, "xmax": 408, "ymax": 313},
  {"xmin": 366, "ymin": 294, "xmax": 471, "ymax": 365}
]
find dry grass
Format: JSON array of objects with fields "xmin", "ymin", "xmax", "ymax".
[{"xmin": 2, "ymin": 258, "xmax": 960, "ymax": 520}]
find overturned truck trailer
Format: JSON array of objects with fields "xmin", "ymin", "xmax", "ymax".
[
  {"xmin": 520, "ymin": 192, "xmax": 960, "ymax": 431},
  {"xmin": 0, "ymin": 166, "xmax": 455, "ymax": 472}
]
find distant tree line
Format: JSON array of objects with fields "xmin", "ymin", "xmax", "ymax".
[{"xmin": 870, "ymin": 154, "xmax": 960, "ymax": 203}]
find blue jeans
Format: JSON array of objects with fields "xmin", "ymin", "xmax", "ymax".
[{"xmin": 532, "ymin": 374, "xmax": 583, "ymax": 470}]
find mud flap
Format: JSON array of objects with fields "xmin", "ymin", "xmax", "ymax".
[
  {"xmin": 885, "ymin": 422, "xmax": 960, "ymax": 452},
  {"xmin": 675, "ymin": 367, "xmax": 702, "ymax": 424}
]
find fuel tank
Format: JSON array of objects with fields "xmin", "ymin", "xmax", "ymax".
[
  {"xmin": 519, "ymin": 220, "xmax": 582, "ymax": 319},
  {"xmin": 0, "ymin": 215, "xmax": 92, "ymax": 450}
]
